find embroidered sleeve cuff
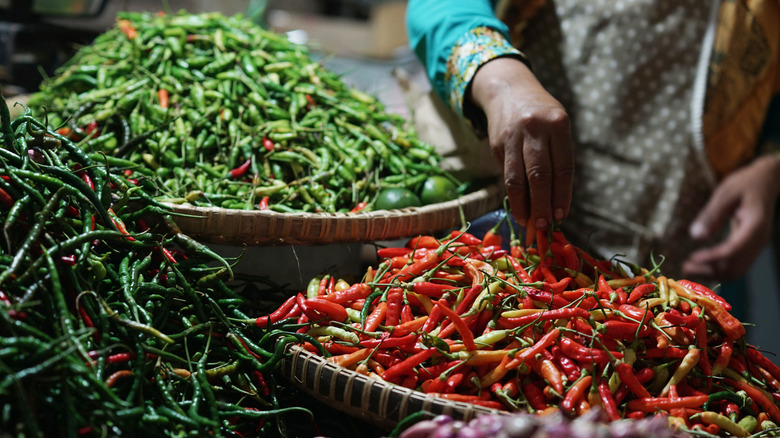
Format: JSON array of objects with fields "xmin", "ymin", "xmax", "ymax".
[{"xmin": 444, "ymin": 26, "xmax": 529, "ymax": 118}]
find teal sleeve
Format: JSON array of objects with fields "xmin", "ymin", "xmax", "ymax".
[{"xmin": 406, "ymin": 0, "xmax": 526, "ymax": 117}]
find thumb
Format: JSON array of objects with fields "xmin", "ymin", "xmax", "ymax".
[{"xmin": 689, "ymin": 186, "xmax": 739, "ymax": 241}]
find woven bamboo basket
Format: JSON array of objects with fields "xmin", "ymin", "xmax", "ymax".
[
  {"xmin": 279, "ymin": 344, "xmax": 506, "ymax": 430},
  {"xmin": 164, "ymin": 180, "xmax": 504, "ymax": 246}
]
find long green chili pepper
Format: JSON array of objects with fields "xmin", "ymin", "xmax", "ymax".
[{"xmin": 0, "ymin": 94, "xmax": 311, "ymax": 436}]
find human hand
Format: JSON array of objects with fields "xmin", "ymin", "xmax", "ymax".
[
  {"xmin": 469, "ymin": 57, "xmax": 574, "ymax": 230},
  {"xmin": 683, "ymin": 154, "xmax": 780, "ymax": 281}
]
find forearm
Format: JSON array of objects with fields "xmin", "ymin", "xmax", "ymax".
[{"xmin": 406, "ymin": 0, "xmax": 522, "ymax": 115}]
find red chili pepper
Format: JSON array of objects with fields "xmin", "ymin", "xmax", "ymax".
[
  {"xmin": 420, "ymin": 298, "xmax": 448, "ymax": 333},
  {"xmin": 257, "ymin": 196, "xmax": 270, "ymax": 210},
  {"xmin": 448, "ymin": 230, "xmax": 482, "ymax": 246},
  {"xmin": 560, "ymin": 243, "xmax": 580, "ymax": 271},
  {"xmin": 389, "ymin": 316, "xmax": 426, "ymax": 338},
  {"xmin": 676, "ymin": 279, "xmax": 731, "ymax": 311},
  {"xmin": 400, "ymin": 303, "xmax": 414, "ymax": 324},
  {"xmin": 551, "ymin": 345, "xmax": 581, "ymax": 382},
  {"xmin": 382, "ymin": 348, "xmax": 436, "ymax": 382},
  {"xmin": 73, "ymin": 164, "xmax": 95, "ymax": 191},
  {"xmin": 349, "ymin": 202, "xmax": 367, "ymax": 213},
  {"xmin": 256, "ymin": 295, "xmax": 298, "ymax": 327},
  {"xmin": 746, "ymin": 346, "xmax": 780, "ymax": 383},
  {"xmin": 390, "ymin": 251, "xmax": 441, "ymax": 283},
  {"xmin": 534, "ymin": 355, "xmax": 565, "ymax": 395},
  {"xmin": 0, "ymin": 187, "xmax": 14, "ymax": 209},
  {"xmin": 626, "ymin": 395, "xmax": 709, "ymax": 412},
  {"xmin": 252, "ymin": 371, "xmax": 271, "ymax": 397},
  {"xmin": 483, "ymin": 229, "xmax": 503, "ymax": 248},
  {"xmin": 617, "ymin": 303, "xmax": 653, "ymax": 322},
  {"xmin": 155, "ymin": 246, "xmax": 177, "ymax": 264},
  {"xmin": 615, "ymin": 362, "xmax": 651, "ymax": 399},
  {"xmin": 712, "ymin": 339, "xmax": 734, "ymax": 376},
  {"xmin": 597, "ymin": 320, "xmax": 654, "ymax": 341},
  {"xmin": 694, "ymin": 320, "xmax": 712, "ymax": 389},
  {"xmin": 363, "ymin": 301, "xmax": 388, "ymax": 333},
  {"xmin": 505, "ymin": 255, "xmax": 534, "ymax": 283},
  {"xmin": 107, "ymin": 208, "xmax": 135, "ymax": 241},
  {"xmin": 411, "ymin": 282, "xmax": 458, "ymax": 298},
  {"xmin": 627, "ymin": 283, "xmax": 656, "ymax": 303},
  {"xmin": 406, "ymin": 235, "xmax": 441, "ymax": 249},
  {"xmin": 229, "ymin": 158, "xmax": 252, "ymax": 179},
  {"xmin": 61, "ymin": 254, "xmax": 77, "ymax": 266},
  {"xmin": 664, "ymin": 307, "xmax": 703, "ymax": 329},
  {"xmin": 105, "ymin": 369, "xmax": 135, "ymax": 388},
  {"xmin": 505, "ymin": 328, "xmax": 561, "ymax": 370},
  {"xmin": 443, "ymin": 372, "xmax": 465, "ymax": 393},
  {"xmin": 562, "ymin": 375, "xmax": 592, "ymax": 415},
  {"xmin": 435, "ymin": 302, "xmax": 476, "ymax": 351},
  {"xmin": 376, "ymin": 247, "xmax": 411, "ymax": 259},
  {"xmin": 302, "ymin": 297, "xmax": 348, "ymax": 323},
  {"xmin": 643, "ymin": 347, "xmax": 690, "ymax": 359},
  {"xmin": 118, "ymin": 19, "xmax": 138, "ymax": 39},
  {"xmin": 560, "ymin": 337, "xmax": 623, "ymax": 363},
  {"xmin": 454, "ymin": 284, "xmax": 484, "ymax": 315},
  {"xmin": 423, "ymin": 376, "xmax": 447, "ymax": 394},
  {"xmin": 385, "ymin": 287, "xmax": 404, "ymax": 327},
  {"xmin": 322, "ymin": 282, "xmax": 371, "ymax": 304},
  {"xmin": 85, "ymin": 120, "xmax": 99, "ymax": 137},
  {"xmin": 525, "ymin": 287, "xmax": 570, "ymax": 309},
  {"xmin": 523, "ymin": 382, "xmax": 548, "ymax": 411},
  {"xmin": 598, "ymin": 380, "xmax": 621, "ymax": 421},
  {"xmin": 106, "ymin": 352, "xmax": 136, "ymax": 364},
  {"xmin": 158, "ymin": 88, "xmax": 169, "ymax": 109}
]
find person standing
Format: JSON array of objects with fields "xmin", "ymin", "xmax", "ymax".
[{"xmin": 406, "ymin": 0, "xmax": 780, "ymax": 283}]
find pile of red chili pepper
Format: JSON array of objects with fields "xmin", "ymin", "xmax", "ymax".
[
  {"xmin": 264, "ymin": 218, "xmax": 780, "ymax": 436},
  {"xmin": 0, "ymin": 95, "xmax": 320, "ymax": 436},
  {"xmin": 28, "ymin": 11, "xmax": 463, "ymax": 214}
]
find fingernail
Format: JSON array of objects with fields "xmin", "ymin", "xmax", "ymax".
[
  {"xmin": 690, "ymin": 222, "xmax": 706, "ymax": 239},
  {"xmin": 554, "ymin": 208, "xmax": 565, "ymax": 221},
  {"xmin": 536, "ymin": 218, "xmax": 547, "ymax": 229},
  {"xmin": 518, "ymin": 218, "xmax": 527, "ymax": 227}
]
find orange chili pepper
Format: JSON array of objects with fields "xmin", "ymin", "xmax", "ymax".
[{"xmin": 562, "ymin": 375, "xmax": 592, "ymax": 414}]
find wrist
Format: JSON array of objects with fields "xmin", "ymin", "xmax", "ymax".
[{"xmin": 469, "ymin": 57, "xmax": 536, "ymax": 111}]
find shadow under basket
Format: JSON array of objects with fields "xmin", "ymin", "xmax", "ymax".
[{"xmin": 278, "ymin": 344, "xmax": 507, "ymax": 431}]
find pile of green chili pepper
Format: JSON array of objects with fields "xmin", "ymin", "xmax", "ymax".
[
  {"xmin": 0, "ymin": 94, "xmax": 325, "ymax": 437},
  {"xmin": 29, "ymin": 10, "xmax": 463, "ymax": 213}
]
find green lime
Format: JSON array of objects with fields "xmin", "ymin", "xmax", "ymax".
[
  {"xmin": 419, "ymin": 175, "xmax": 458, "ymax": 205},
  {"xmin": 374, "ymin": 187, "xmax": 422, "ymax": 210}
]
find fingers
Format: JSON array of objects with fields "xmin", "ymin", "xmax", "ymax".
[
  {"xmin": 689, "ymin": 184, "xmax": 739, "ymax": 242},
  {"xmin": 549, "ymin": 113, "xmax": 574, "ymax": 223},
  {"xmin": 682, "ymin": 215, "xmax": 763, "ymax": 281},
  {"xmin": 684, "ymin": 172, "xmax": 774, "ymax": 280},
  {"xmin": 502, "ymin": 134, "xmax": 530, "ymax": 227},
  {"xmin": 523, "ymin": 128, "xmax": 554, "ymax": 230},
  {"xmin": 500, "ymin": 108, "xmax": 572, "ymax": 230}
]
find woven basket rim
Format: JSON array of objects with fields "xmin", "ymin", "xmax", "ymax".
[
  {"xmin": 278, "ymin": 344, "xmax": 506, "ymax": 430},
  {"xmin": 164, "ymin": 179, "xmax": 505, "ymax": 246}
]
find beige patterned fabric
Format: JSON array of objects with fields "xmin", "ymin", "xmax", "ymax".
[{"xmin": 517, "ymin": 0, "xmax": 718, "ymax": 278}]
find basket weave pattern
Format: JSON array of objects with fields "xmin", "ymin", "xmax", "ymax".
[
  {"xmin": 166, "ymin": 182, "xmax": 504, "ymax": 245},
  {"xmin": 280, "ymin": 345, "xmax": 506, "ymax": 430}
]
